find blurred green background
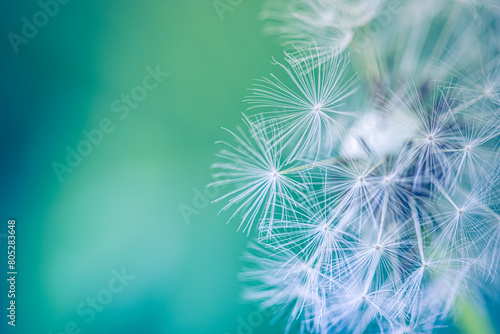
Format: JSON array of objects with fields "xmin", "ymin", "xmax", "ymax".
[
  {"xmin": 0, "ymin": 1, "xmax": 497, "ymax": 334},
  {"xmin": 0, "ymin": 1, "xmax": 283, "ymax": 333}
]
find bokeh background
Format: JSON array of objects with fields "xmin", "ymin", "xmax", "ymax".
[{"xmin": 0, "ymin": 1, "xmax": 498, "ymax": 333}]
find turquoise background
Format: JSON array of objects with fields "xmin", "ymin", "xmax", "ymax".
[{"xmin": 0, "ymin": 1, "xmax": 497, "ymax": 333}]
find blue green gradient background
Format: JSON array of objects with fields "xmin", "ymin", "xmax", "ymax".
[{"xmin": 0, "ymin": 1, "xmax": 497, "ymax": 333}]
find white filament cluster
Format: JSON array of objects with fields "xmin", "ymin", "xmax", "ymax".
[{"xmin": 212, "ymin": 1, "xmax": 500, "ymax": 333}]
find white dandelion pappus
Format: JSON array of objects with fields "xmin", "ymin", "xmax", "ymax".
[
  {"xmin": 339, "ymin": 220, "xmax": 413, "ymax": 298},
  {"xmin": 390, "ymin": 243, "xmax": 463, "ymax": 322},
  {"xmin": 245, "ymin": 46, "xmax": 357, "ymax": 162},
  {"xmin": 467, "ymin": 173, "xmax": 500, "ymax": 276},
  {"xmin": 321, "ymin": 273, "xmax": 396, "ymax": 334},
  {"xmin": 450, "ymin": 53, "xmax": 500, "ymax": 109},
  {"xmin": 261, "ymin": 0, "xmax": 384, "ymax": 59},
  {"xmin": 387, "ymin": 319, "xmax": 438, "ymax": 334},
  {"xmin": 241, "ymin": 243, "xmax": 328, "ymax": 334},
  {"xmin": 339, "ymin": 108, "xmax": 418, "ymax": 158},
  {"xmin": 446, "ymin": 107, "xmax": 500, "ymax": 185},
  {"xmin": 210, "ymin": 118, "xmax": 306, "ymax": 235},
  {"xmin": 382, "ymin": 83, "xmax": 457, "ymax": 190},
  {"xmin": 316, "ymin": 150, "xmax": 384, "ymax": 230},
  {"xmin": 437, "ymin": 39, "xmax": 500, "ymax": 115},
  {"xmin": 320, "ymin": 0, "xmax": 385, "ymax": 30},
  {"xmin": 430, "ymin": 180, "xmax": 491, "ymax": 260},
  {"xmin": 442, "ymin": 0, "xmax": 500, "ymax": 18},
  {"xmin": 261, "ymin": 0, "xmax": 352, "ymax": 59},
  {"xmin": 367, "ymin": 154, "xmax": 421, "ymax": 225},
  {"xmin": 261, "ymin": 190, "xmax": 352, "ymax": 286}
]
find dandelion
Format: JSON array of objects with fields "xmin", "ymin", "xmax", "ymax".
[{"xmin": 212, "ymin": 1, "xmax": 500, "ymax": 332}]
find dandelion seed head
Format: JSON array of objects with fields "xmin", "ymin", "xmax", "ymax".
[{"xmin": 214, "ymin": 2, "xmax": 500, "ymax": 331}]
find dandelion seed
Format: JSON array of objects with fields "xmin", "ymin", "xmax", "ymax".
[
  {"xmin": 260, "ymin": 0, "xmax": 382, "ymax": 61},
  {"xmin": 246, "ymin": 46, "xmax": 357, "ymax": 162},
  {"xmin": 211, "ymin": 117, "xmax": 307, "ymax": 235}
]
